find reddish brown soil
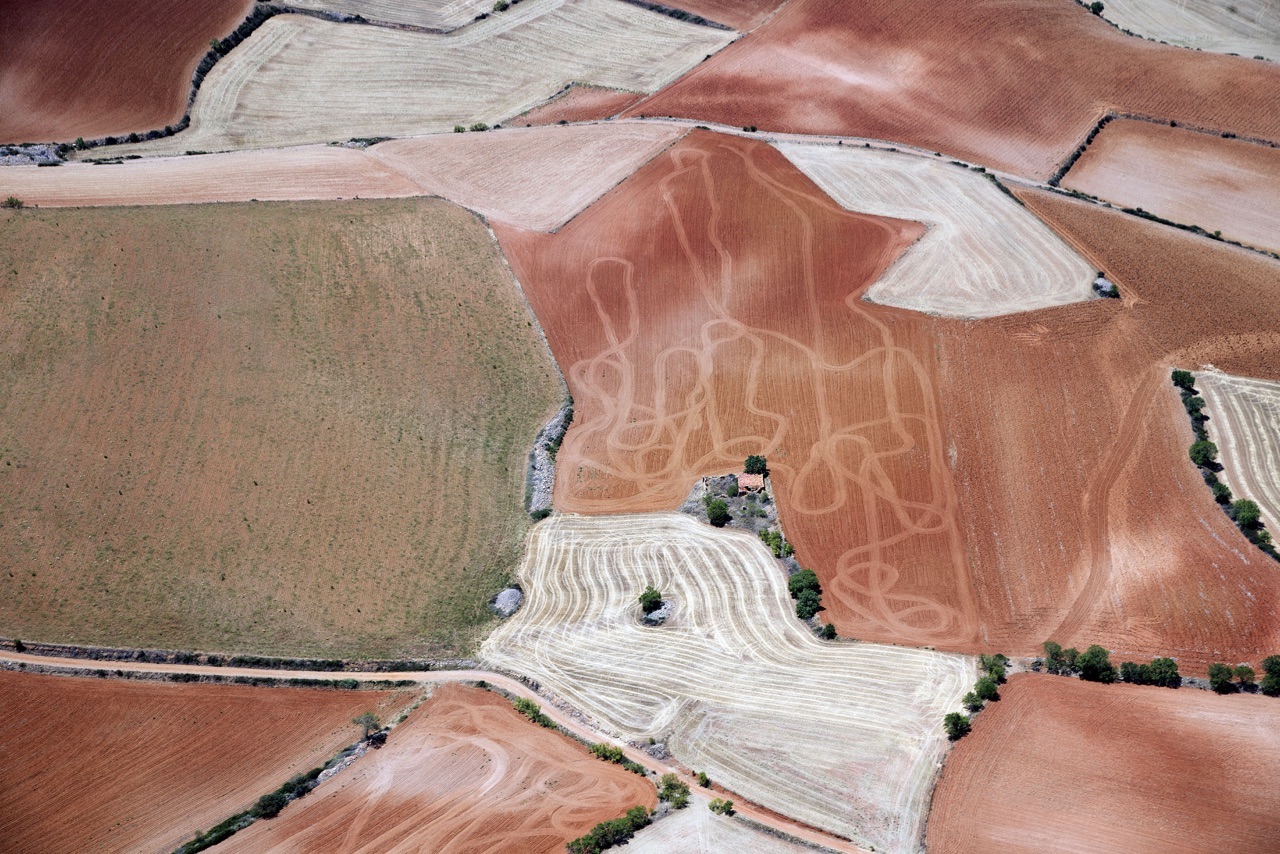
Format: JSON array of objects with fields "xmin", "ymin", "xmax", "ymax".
[
  {"xmin": 0, "ymin": 0, "xmax": 252, "ymax": 144},
  {"xmin": 627, "ymin": 0, "xmax": 1280, "ymax": 179},
  {"xmin": 223, "ymin": 684, "xmax": 657, "ymax": 853},
  {"xmin": 666, "ymin": 0, "xmax": 786, "ymax": 31},
  {"xmin": 514, "ymin": 85, "xmax": 645, "ymax": 126},
  {"xmin": 0, "ymin": 670, "xmax": 413, "ymax": 854},
  {"xmin": 928, "ymin": 673, "xmax": 1280, "ymax": 853},
  {"xmin": 497, "ymin": 127, "xmax": 1280, "ymax": 667}
]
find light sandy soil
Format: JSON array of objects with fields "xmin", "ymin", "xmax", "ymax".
[
  {"xmin": 1062, "ymin": 119, "xmax": 1280, "ymax": 253},
  {"xmin": 630, "ymin": 794, "xmax": 810, "ymax": 853},
  {"xmin": 628, "ymin": 0, "xmax": 1280, "ymax": 179},
  {"xmin": 1102, "ymin": 0, "xmax": 1280, "ymax": 60},
  {"xmin": 0, "ymin": 0, "xmax": 251, "ymax": 144},
  {"xmin": 286, "ymin": 0, "xmax": 490, "ymax": 29},
  {"xmin": 0, "ymin": 199, "xmax": 561, "ymax": 658},
  {"xmin": 0, "ymin": 670, "xmax": 413, "ymax": 854},
  {"xmin": 482, "ymin": 513, "xmax": 975, "ymax": 854},
  {"xmin": 111, "ymin": 0, "xmax": 732, "ymax": 156},
  {"xmin": 777, "ymin": 142, "xmax": 1095, "ymax": 318},
  {"xmin": 513, "ymin": 85, "xmax": 645, "ymax": 126},
  {"xmin": 221, "ymin": 683, "xmax": 656, "ymax": 853},
  {"xmin": 927, "ymin": 673, "xmax": 1280, "ymax": 853},
  {"xmin": 1196, "ymin": 369, "xmax": 1280, "ymax": 528},
  {"xmin": 1, "ymin": 123, "xmax": 684, "ymax": 232}
]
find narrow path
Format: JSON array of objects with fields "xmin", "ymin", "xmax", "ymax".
[{"xmin": 0, "ymin": 651, "xmax": 865, "ymax": 854}]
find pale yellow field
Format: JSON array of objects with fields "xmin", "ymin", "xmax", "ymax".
[
  {"xmin": 631, "ymin": 794, "xmax": 811, "ymax": 853},
  {"xmin": 1101, "ymin": 0, "xmax": 1280, "ymax": 61},
  {"xmin": 287, "ymin": 0, "xmax": 490, "ymax": 30},
  {"xmin": 777, "ymin": 142, "xmax": 1095, "ymax": 318},
  {"xmin": 1197, "ymin": 369, "xmax": 1280, "ymax": 529},
  {"xmin": 112, "ymin": 0, "xmax": 732, "ymax": 156},
  {"xmin": 483, "ymin": 513, "xmax": 975, "ymax": 854}
]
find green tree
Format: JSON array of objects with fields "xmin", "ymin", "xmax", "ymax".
[
  {"xmin": 726, "ymin": 477, "xmax": 739, "ymax": 497},
  {"xmin": 1234, "ymin": 664, "xmax": 1256, "ymax": 689},
  {"xmin": 708, "ymin": 798, "xmax": 735, "ymax": 815},
  {"xmin": 974, "ymin": 676, "xmax": 1000, "ymax": 701},
  {"xmin": 1076, "ymin": 645, "xmax": 1117, "ymax": 683},
  {"xmin": 2, "ymin": 196, "xmax": 23, "ymax": 209},
  {"xmin": 697, "ymin": 771, "xmax": 711, "ymax": 788},
  {"xmin": 1089, "ymin": 1, "xmax": 1104, "ymax": 13},
  {"xmin": 788, "ymin": 569, "xmax": 821, "ymax": 599},
  {"xmin": 1171, "ymin": 369, "xmax": 1195, "ymax": 390},
  {"xmin": 494, "ymin": 0, "xmax": 510, "ymax": 10},
  {"xmin": 980, "ymin": 653, "xmax": 1009, "ymax": 683},
  {"xmin": 1232, "ymin": 499, "xmax": 1262, "ymax": 528},
  {"xmin": 795, "ymin": 588, "xmax": 822, "ymax": 619},
  {"xmin": 744, "ymin": 455, "xmax": 767, "ymax": 475},
  {"xmin": 820, "ymin": 623, "xmax": 837, "ymax": 640},
  {"xmin": 943, "ymin": 712, "xmax": 971, "ymax": 740},
  {"xmin": 1208, "ymin": 662, "xmax": 1237, "ymax": 693},
  {"xmin": 250, "ymin": 791, "xmax": 289, "ymax": 819},
  {"xmin": 703, "ymin": 495, "xmax": 731, "ymax": 527},
  {"xmin": 658, "ymin": 773, "xmax": 690, "ymax": 809},
  {"xmin": 1211, "ymin": 481, "xmax": 1233, "ymax": 503},
  {"xmin": 639, "ymin": 584, "xmax": 662, "ymax": 614},
  {"xmin": 962, "ymin": 691, "xmax": 984, "ymax": 712},
  {"xmin": 75, "ymin": 137, "xmax": 88, "ymax": 150},
  {"xmin": 1189, "ymin": 440, "xmax": 1218, "ymax": 467},
  {"xmin": 1260, "ymin": 655, "xmax": 1280, "ymax": 696},
  {"xmin": 353, "ymin": 712, "xmax": 382, "ymax": 738}
]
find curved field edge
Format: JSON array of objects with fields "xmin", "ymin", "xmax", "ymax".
[
  {"xmin": 482, "ymin": 512, "xmax": 974, "ymax": 854},
  {"xmin": 0, "ymin": 198, "xmax": 561, "ymax": 658},
  {"xmin": 1099, "ymin": 0, "xmax": 1280, "ymax": 62},
  {"xmin": 1196, "ymin": 370, "xmax": 1280, "ymax": 528}
]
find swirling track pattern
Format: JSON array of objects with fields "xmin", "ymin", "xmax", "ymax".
[
  {"xmin": 496, "ymin": 130, "xmax": 981, "ymax": 649},
  {"xmin": 483, "ymin": 513, "xmax": 975, "ymax": 854}
]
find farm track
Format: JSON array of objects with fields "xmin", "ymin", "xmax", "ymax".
[
  {"xmin": 483, "ymin": 513, "xmax": 975, "ymax": 854},
  {"xmin": 1197, "ymin": 370, "xmax": 1280, "ymax": 528}
]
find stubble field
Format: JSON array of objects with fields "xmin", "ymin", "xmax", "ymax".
[
  {"xmin": 1196, "ymin": 370, "xmax": 1280, "ymax": 528},
  {"xmin": 0, "ymin": 671, "xmax": 414, "ymax": 854},
  {"xmin": 483, "ymin": 513, "xmax": 974, "ymax": 854},
  {"xmin": 0, "ymin": 199, "xmax": 561, "ymax": 658},
  {"xmin": 222, "ymin": 683, "xmax": 655, "ymax": 853},
  {"xmin": 0, "ymin": 0, "xmax": 251, "ymax": 144},
  {"xmin": 1100, "ymin": 0, "xmax": 1280, "ymax": 61},
  {"xmin": 1062, "ymin": 118, "xmax": 1280, "ymax": 253},
  {"xmin": 927, "ymin": 673, "xmax": 1280, "ymax": 853},
  {"xmin": 629, "ymin": 0, "xmax": 1280, "ymax": 178},
  {"xmin": 113, "ymin": 0, "xmax": 731, "ymax": 156},
  {"xmin": 285, "ymin": 0, "xmax": 491, "ymax": 30}
]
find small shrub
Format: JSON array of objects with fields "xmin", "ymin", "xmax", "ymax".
[
  {"xmin": 1208, "ymin": 662, "xmax": 1238, "ymax": 693},
  {"xmin": 1260, "ymin": 655, "xmax": 1280, "ymax": 696},
  {"xmin": 639, "ymin": 584, "xmax": 663, "ymax": 614},
  {"xmin": 726, "ymin": 478, "xmax": 739, "ymax": 498},
  {"xmin": 1089, "ymin": 1, "xmax": 1104, "ymax": 14},
  {"xmin": 454, "ymin": 125, "xmax": 466, "ymax": 133},
  {"xmin": 1188, "ymin": 440, "xmax": 1218, "ymax": 467},
  {"xmin": 1234, "ymin": 664, "xmax": 1256, "ymax": 689},
  {"xmin": 12, "ymin": 638, "xmax": 24, "ymax": 652},
  {"xmin": 708, "ymin": 798, "xmax": 735, "ymax": 815},
  {"xmin": 2, "ymin": 196, "xmax": 24, "ymax": 209},
  {"xmin": 820, "ymin": 622, "xmax": 837, "ymax": 640},
  {"xmin": 494, "ymin": 0, "xmax": 510, "ymax": 9},
  {"xmin": 1171, "ymin": 369, "xmax": 1195, "ymax": 390},
  {"xmin": 1211, "ymin": 481, "xmax": 1233, "ymax": 503},
  {"xmin": 962, "ymin": 691, "xmax": 984, "ymax": 712},
  {"xmin": 1232, "ymin": 499, "xmax": 1262, "ymax": 528},
  {"xmin": 250, "ymin": 791, "xmax": 289, "ymax": 819},
  {"xmin": 469, "ymin": 122, "xmax": 490, "ymax": 132},
  {"xmin": 697, "ymin": 771, "xmax": 711, "ymax": 788},
  {"xmin": 658, "ymin": 773, "xmax": 690, "ymax": 808},
  {"xmin": 590, "ymin": 742, "xmax": 626, "ymax": 764},
  {"xmin": 943, "ymin": 712, "xmax": 971, "ymax": 740},
  {"xmin": 973, "ymin": 676, "xmax": 1000, "ymax": 701},
  {"xmin": 513, "ymin": 697, "xmax": 555, "ymax": 728}
]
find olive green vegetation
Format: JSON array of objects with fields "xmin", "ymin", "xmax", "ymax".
[{"xmin": 0, "ymin": 200, "xmax": 561, "ymax": 659}]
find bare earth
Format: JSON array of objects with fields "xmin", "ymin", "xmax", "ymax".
[
  {"xmin": 514, "ymin": 85, "xmax": 645, "ymax": 126},
  {"xmin": 630, "ymin": 793, "xmax": 810, "ymax": 853},
  {"xmin": 0, "ymin": 670, "xmax": 413, "ymax": 854},
  {"xmin": 1063, "ymin": 118, "xmax": 1280, "ymax": 253},
  {"xmin": 1196, "ymin": 369, "xmax": 1280, "ymax": 529},
  {"xmin": 928, "ymin": 673, "xmax": 1280, "ymax": 853}
]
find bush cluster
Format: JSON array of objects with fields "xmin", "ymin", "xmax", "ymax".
[
  {"xmin": 1043, "ymin": 642, "xmax": 1117, "ymax": 682},
  {"xmin": 567, "ymin": 806, "xmax": 651, "ymax": 853},
  {"xmin": 787, "ymin": 569, "xmax": 823, "ymax": 620},
  {"xmin": 1049, "ymin": 114, "xmax": 1113, "ymax": 185},
  {"xmin": 1119, "ymin": 657, "xmax": 1181, "ymax": 688},
  {"xmin": 639, "ymin": 584, "xmax": 663, "ymax": 615},
  {"xmin": 658, "ymin": 773, "xmax": 690, "ymax": 808},
  {"xmin": 758, "ymin": 528, "xmax": 793, "ymax": 558},
  {"xmin": 513, "ymin": 697, "xmax": 556, "ymax": 728},
  {"xmin": 588, "ymin": 742, "xmax": 645, "ymax": 775},
  {"xmin": 708, "ymin": 798, "xmax": 735, "ymax": 815}
]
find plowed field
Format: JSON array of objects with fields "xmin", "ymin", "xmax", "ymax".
[
  {"xmin": 114, "ymin": 0, "xmax": 731, "ymax": 156},
  {"xmin": 514, "ymin": 85, "xmax": 644, "ymax": 126},
  {"xmin": 1101, "ymin": 0, "xmax": 1280, "ymax": 61},
  {"xmin": 0, "ymin": 671, "xmax": 413, "ymax": 854},
  {"xmin": 927, "ymin": 673, "xmax": 1280, "ymax": 853},
  {"xmin": 221, "ymin": 683, "xmax": 655, "ymax": 853},
  {"xmin": 627, "ymin": 0, "xmax": 1280, "ymax": 179},
  {"xmin": 1063, "ymin": 119, "xmax": 1280, "ymax": 253},
  {"xmin": 1197, "ymin": 370, "xmax": 1280, "ymax": 528},
  {"xmin": 664, "ymin": 0, "xmax": 786, "ymax": 30},
  {"xmin": 0, "ymin": 199, "xmax": 561, "ymax": 658},
  {"xmin": 482, "ymin": 513, "xmax": 974, "ymax": 854},
  {"xmin": 0, "ymin": 0, "xmax": 251, "ymax": 144},
  {"xmin": 777, "ymin": 142, "xmax": 1094, "ymax": 317}
]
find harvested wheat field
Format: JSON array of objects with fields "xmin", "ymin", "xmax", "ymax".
[
  {"xmin": 0, "ymin": 670, "xmax": 413, "ymax": 854},
  {"xmin": 222, "ymin": 683, "xmax": 655, "ymax": 853},
  {"xmin": 928, "ymin": 673, "xmax": 1280, "ymax": 853},
  {"xmin": 628, "ymin": 0, "xmax": 1280, "ymax": 179},
  {"xmin": 0, "ymin": 0, "xmax": 251, "ymax": 144},
  {"xmin": 285, "ymin": 0, "xmax": 490, "ymax": 30},
  {"xmin": 113, "ymin": 0, "xmax": 731, "ymax": 157},
  {"xmin": 484, "ymin": 514, "xmax": 974, "ymax": 854},
  {"xmin": 1101, "ymin": 0, "xmax": 1280, "ymax": 61},
  {"xmin": 514, "ymin": 85, "xmax": 645, "ymax": 126},
  {"xmin": 660, "ymin": 0, "xmax": 787, "ymax": 31},
  {"xmin": 5, "ymin": 123, "xmax": 683, "ymax": 231},
  {"xmin": 0, "ymin": 199, "xmax": 561, "ymax": 658},
  {"xmin": 629, "ymin": 793, "xmax": 810, "ymax": 853},
  {"xmin": 1197, "ymin": 370, "xmax": 1280, "ymax": 527},
  {"xmin": 495, "ymin": 129, "xmax": 990, "ymax": 650},
  {"xmin": 777, "ymin": 142, "xmax": 1095, "ymax": 317},
  {"xmin": 1062, "ymin": 119, "xmax": 1280, "ymax": 253}
]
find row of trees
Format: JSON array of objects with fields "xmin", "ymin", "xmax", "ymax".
[
  {"xmin": 945, "ymin": 654, "xmax": 1008, "ymax": 740},
  {"xmin": 1208, "ymin": 656, "xmax": 1280, "ymax": 694},
  {"xmin": 566, "ymin": 806, "xmax": 651, "ymax": 854}
]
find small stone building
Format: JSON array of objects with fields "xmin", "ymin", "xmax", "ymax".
[{"xmin": 738, "ymin": 473, "xmax": 765, "ymax": 492}]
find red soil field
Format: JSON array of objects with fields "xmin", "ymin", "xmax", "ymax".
[
  {"xmin": 223, "ymin": 683, "xmax": 656, "ymax": 853},
  {"xmin": 667, "ymin": 0, "xmax": 786, "ymax": 31},
  {"xmin": 627, "ymin": 0, "xmax": 1280, "ymax": 179},
  {"xmin": 498, "ymin": 128, "xmax": 1280, "ymax": 667},
  {"xmin": 928, "ymin": 673, "xmax": 1280, "ymax": 853},
  {"xmin": 0, "ymin": 0, "xmax": 252, "ymax": 144},
  {"xmin": 0, "ymin": 671, "xmax": 413, "ymax": 854},
  {"xmin": 515, "ymin": 85, "xmax": 644, "ymax": 126}
]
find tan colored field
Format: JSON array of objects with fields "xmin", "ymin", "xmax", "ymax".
[
  {"xmin": 1197, "ymin": 370, "xmax": 1280, "ymax": 528},
  {"xmin": 630, "ymin": 793, "xmax": 810, "ymax": 853},
  {"xmin": 514, "ymin": 85, "xmax": 645, "ymax": 126},
  {"xmin": 483, "ymin": 513, "xmax": 975, "ymax": 854},
  {"xmin": 0, "ymin": 671, "xmax": 413, "ymax": 854},
  {"xmin": 1101, "ymin": 0, "xmax": 1280, "ymax": 60},
  {"xmin": 1062, "ymin": 119, "xmax": 1280, "ymax": 253},
  {"xmin": 223, "ymin": 683, "xmax": 655, "ymax": 853},
  {"xmin": 114, "ymin": 0, "xmax": 732, "ymax": 156},
  {"xmin": 3, "ymin": 123, "xmax": 684, "ymax": 232},
  {"xmin": 664, "ymin": 0, "xmax": 787, "ymax": 30},
  {"xmin": 0, "ymin": 199, "xmax": 561, "ymax": 658},
  {"xmin": 777, "ymin": 142, "xmax": 1095, "ymax": 318},
  {"xmin": 287, "ymin": 0, "xmax": 489, "ymax": 30},
  {"xmin": 928, "ymin": 673, "xmax": 1280, "ymax": 853}
]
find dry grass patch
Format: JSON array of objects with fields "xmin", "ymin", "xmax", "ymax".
[
  {"xmin": 1197, "ymin": 369, "xmax": 1280, "ymax": 527},
  {"xmin": 115, "ymin": 0, "xmax": 732, "ymax": 156},
  {"xmin": 1101, "ymin": 0, "xmax": 1280, "ymax": 61},
  {"xmin": 777, "ymin": 142, "xmax": 1095, "ymax": 318},
  {"xmin": 483, "ymin": 513, "xmax": 975, "ymax": 854},
  {"xmin": 0, "ymin": 199, "xmax": 561, "ymax": 658}
]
